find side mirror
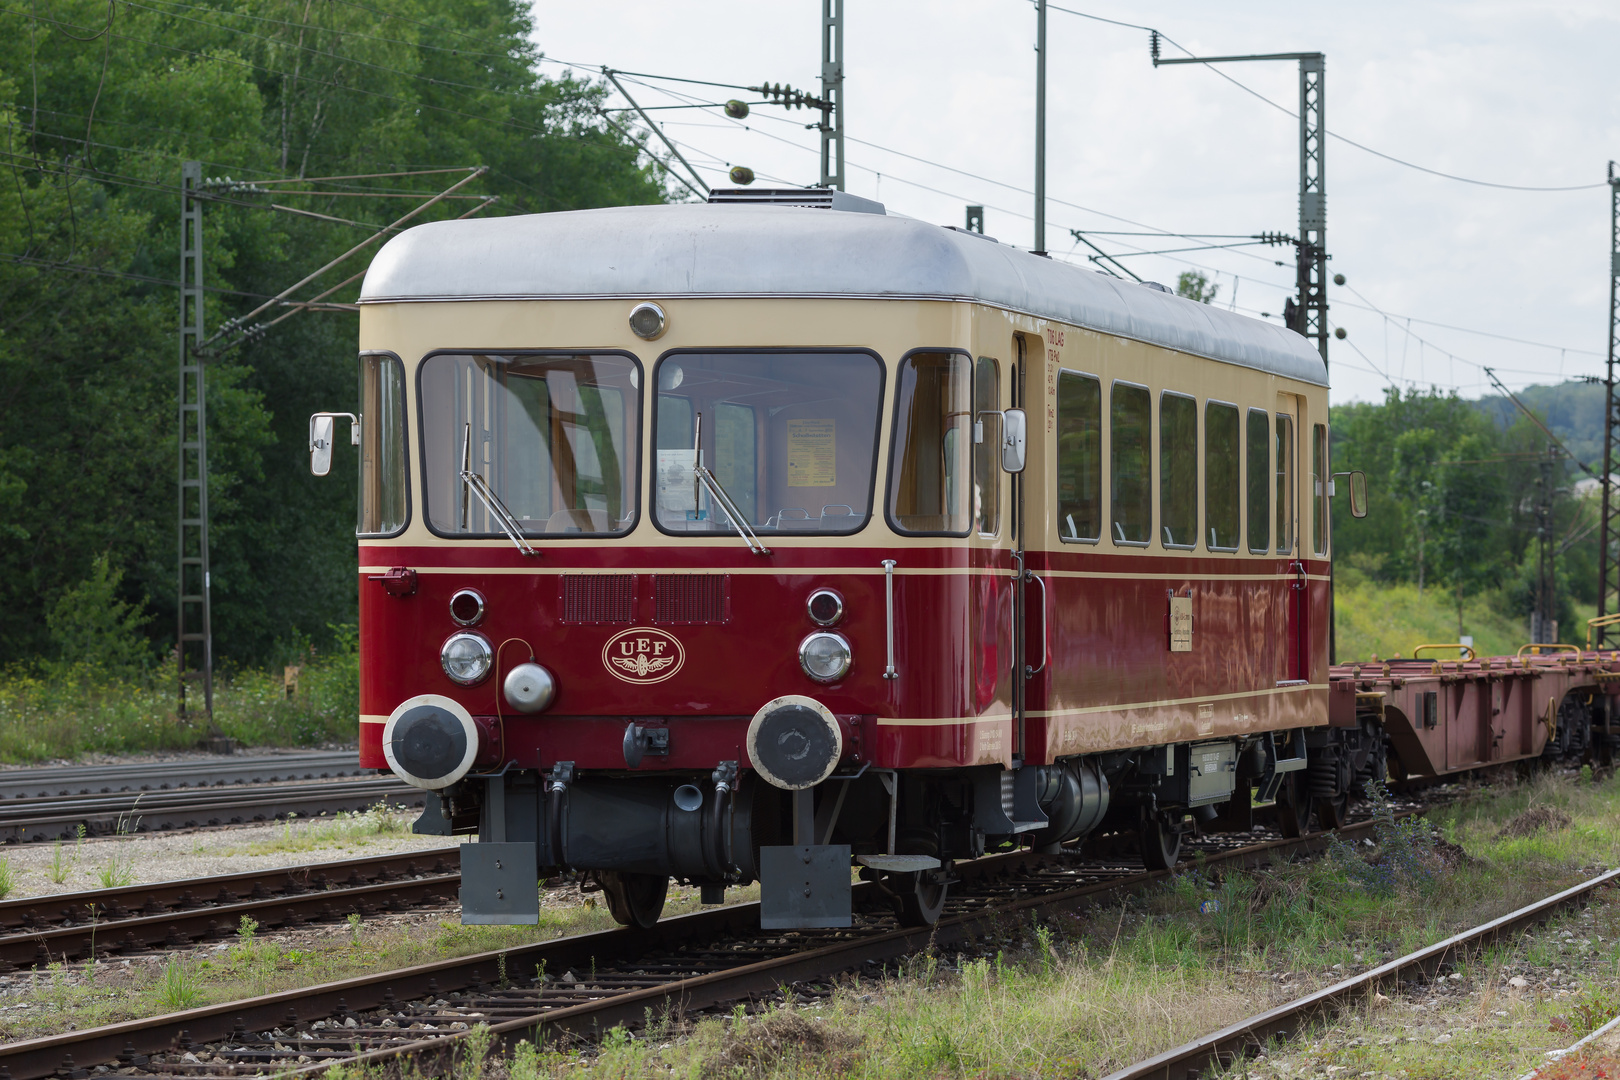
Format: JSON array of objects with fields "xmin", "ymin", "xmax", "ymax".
[
  {"xmin": 1331, "ymin": 469, "xmax": 1369, "ymax": 518},
  {"xmin": 310, "ymin": 414, "xmax": 335, "ymax": 477},
  {"xmin": 1001, "ymin": 408, "xmax": 1027, "ymax": 474},
  {"xmin": 309, "ymin": 412, "xmax": 359, "ymax": 477}
]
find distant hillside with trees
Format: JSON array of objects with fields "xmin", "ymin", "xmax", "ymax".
[{"xmin": 1332, "ymin": 380, "xmax": 1602, "ymax": 656}]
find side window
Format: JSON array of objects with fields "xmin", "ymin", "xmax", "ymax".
[
  {"xmin": 1159, "ymin": 392, "xmax": 1197, "ymax": 549},
  {"xmin": 1275, "ymin": 414, "xmax": 1295, "ymax": 554},
  {"xmin": 1056, "ymin": 372, "xmax": 1102, "ymax": 543},
  {"xmin": 973, "ymin": 357, "xmax": 1000, "ymax": 535},
  {"xmin": 1110, "ymin": 382, "xmax": 1151, "ymax": 545},
  {"xmin": 1313, "ymin": 422, "xmax": 1329, "ymax": 555},
  {"xmin": 889, "ymin": 351, "xmax": 972, "ymax": 535},
  {"xmin": 358, "ymin": 353, "xmax": 408, "ymax": 535},
  {"xmin": 1205, "ymin": 401, "xmax": 1239, "ymax": 551},
  {"xmin": 1246, "ymin": 409, "xmax": 1270, "ymax": 553}
]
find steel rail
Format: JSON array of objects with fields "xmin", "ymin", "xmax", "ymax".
[
  {"xmin": 0, "ymin": 778, "xmax": 420, "ymax": 842},
  {"xmin": 0, "ymin": 848, "xmax": 459, "ymax": 970},
  {"xmin": 0, "ymin": 751, "xmax": 367, "ymax": 801},
  {"xmin": 1103, "ymin": 866, "xmax": 1620, "ymax": 1080},
  {"xmin": 0, "ymin": 821, "xmax": 1380, "ymax": 1080}
]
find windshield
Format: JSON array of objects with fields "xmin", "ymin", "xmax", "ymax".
[
  {"xmin": 420, "ymin": 352, "xmax": 640, "ymax": 537},
  {"xmin": 652, "ymin": 351, "xmax": 883, "ymax": 536}
]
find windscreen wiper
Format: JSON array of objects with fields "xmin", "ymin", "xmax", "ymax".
[
  {"xmin": 459, "ymin": 424, "xmax": 538, "ymax": 557},
  {"xmin": 691, "ymin": 412, "xmax": 769, "ymax": 556}
]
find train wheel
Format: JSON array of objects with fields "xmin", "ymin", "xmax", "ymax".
[
  {"xmin": 1313, "ymin": 792, "xmax": 1349, "ymax": 831},
  {"xmin": 893, "ymin": 871, "xmax": 948, "ymax": 927},
  {"xmin": 597, "ymin": 871, "xmax": 668, "ymax": 929},
  {"xmin": 1139, "ymin": 814, "xmax": 1182, "ymax": 871},
  {"xmin": 1274, "ymin": 774, "xmax": 1309, "ymax": 838}
]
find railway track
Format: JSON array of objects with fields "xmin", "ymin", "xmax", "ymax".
[
  {"xmin": 0, "ymin": 777, "xmax": 422, "ymax": 843},
  {"xmin": 0, "ymin": 751, "xmax": 368, "ymax": 801},
  {"xmin": 0, "ymin": 847, "xmax": 461, "ymax": 971},
  {"xmin": 1104, "ymin": 868, "xmax": 1620, "ymax": 1080},
  {"xmin": 0, "ymin": 819, "xmax": 1390, "ymax": 1080}
]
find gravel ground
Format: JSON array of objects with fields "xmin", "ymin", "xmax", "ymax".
[{"xmin": 0, "ymin": 815, "xmax": 463, "ymax": 899}]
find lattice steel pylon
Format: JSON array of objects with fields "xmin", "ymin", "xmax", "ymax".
[
  {"xmin": 1154, "ymin": 46, "xmax": 1329, "ymax": 367},
  {"xmin": 819, "ymin": 0, "xmax": 845, "ymax": 191},
  {"xmin": 1599, "ymin": 162, "xmax": 1620, "ymax": 645},
  {"xmin": 176, "ymin": 160, "xmax": 213, "ymax": 722},
  {"xmin": 1297, "ymin": 55, "xmax": 1327, "ymax": 364}
]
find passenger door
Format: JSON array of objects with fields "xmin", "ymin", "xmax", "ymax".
[{"xmin": 1275, "ymin": 394, "xmax": 1306, "ymax": 684}]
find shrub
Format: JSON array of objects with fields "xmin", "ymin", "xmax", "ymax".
[{"xmin": 1326, "ymin": 778, "xmax": 1439, "ymax": 896}]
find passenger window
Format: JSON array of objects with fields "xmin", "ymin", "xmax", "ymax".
[
  {"xmin": 1313, "ymin": 423, "xmax": 1329, "ymax": 555},
  {"xmin": 1110, "ymin": 382, "xmax": 1151, "ymax": 545},
  {"xmin": 1205, "ymin": 401, "xmax": 1239, "ymax": 551},
  {"xmin": 973, "ymin": 357, "xmax": 1000, "ymax": 535},
  {"xmin": 1159, "ymin": 392, "xmax": 1197, "ymax": 548},
  {"xmin": 1056, "ymin": 372, "xmax": 1102, "ymax": 542},
  {"xmin": 1275, "ymin": 414, "xmax": 1295, "ymax": 553},
  {"xmin": 890, "ymin": 351, "xmax": 973, "ymax": 535},
  {"xmin": 1246, "ymin": 409, "xmax": 1270, "ymax": 553}
]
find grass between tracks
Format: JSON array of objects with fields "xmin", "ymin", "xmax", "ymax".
[{"xmin": 425, "ymin": 771, "xmax": 1620, "ymax": 1080}]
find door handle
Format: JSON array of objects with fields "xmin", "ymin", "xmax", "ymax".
[{"xmin": 1024, "ymin": 569, "xmax": 1048, "ymax": 678}]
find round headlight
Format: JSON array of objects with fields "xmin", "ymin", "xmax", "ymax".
[
  {"xmin": 799, "ymin": 631, "xmax": 852, "ymax": 683},
  {"xmin": 449, "ymin": 588, "xmax": 485, "ymax": 627},
  {"xmin": 441, "ymin": 631, "xmax": 493, "ymax": 685},
  {"xmin": 806, "ymin": 588, "xmax": 843, "ymax": 627},
  {"xmin": 628, "ymin": 301, "xmax": 666, "ymax": 340}
]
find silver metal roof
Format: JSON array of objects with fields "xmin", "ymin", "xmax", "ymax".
[{"xmin": 360, "ymin": 203, "xmax": 1328, "ymax": 387}]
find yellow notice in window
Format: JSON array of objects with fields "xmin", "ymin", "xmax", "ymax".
[{"xmin": 786, "ymin": 419, "xmax": 836, "ymax": 487}]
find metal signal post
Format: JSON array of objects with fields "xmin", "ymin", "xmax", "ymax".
[
  {"xmin": 1154, "ymin": 45, "xmax": 1329, "ymax": 368},
  {"xmin": 1599, "ymin": 162, "xmax": 1620, "ymax": 644},
  {"xmin": 820, "ymin": 0, "xmax": 845, "ymax": 191},
  {"xmin": 176, "ymin": 160, "xmax": 213, "ymax": 723}
]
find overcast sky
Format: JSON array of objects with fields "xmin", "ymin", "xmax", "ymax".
[{"xmin": 528, "ymin": 1, "xmax": 1620, "ymax": 404}]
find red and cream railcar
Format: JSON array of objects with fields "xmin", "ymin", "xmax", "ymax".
[{"xmin": 329, "ymin": 188, "xmax": 1369, "ymax": 930}]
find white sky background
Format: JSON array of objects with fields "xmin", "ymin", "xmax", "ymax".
[{"xmin": 527, "ymin": 1, "xmax": 1620, "ymax": 405}]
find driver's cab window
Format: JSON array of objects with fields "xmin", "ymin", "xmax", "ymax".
[{"xmin": 889, "ymin": 351, "xmax": 973, "ymax": 536}]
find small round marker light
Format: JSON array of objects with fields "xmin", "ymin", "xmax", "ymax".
[
  {"xmin": 628, "ymin": 301, "xmax": 667, "ymax": 340},
  {"xmin": 449, "ymin": 588, "xmax": 485, "ymax": 626},
  {"xmin": 728, "ymin": 165, "xmax": 755, "ymax": 185},
  {"xmin": 724, "ymin": 100, "xmax": 750, "ymax": 120},
  {"xmin": 1334, "ymin": 327, "xmax": 1347, "ymax": 340},
  {"xmin": 807, "ymin": 588, "xmax": 844, "ymax": 627}
]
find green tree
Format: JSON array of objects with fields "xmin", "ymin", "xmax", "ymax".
[
  {"xmin": 0, "ymin": 0, "xmax": 670, "ymax": 667},
  {"xmin": 1176, "ymin": 270, "xmax": 1218, "ymax": 304}
]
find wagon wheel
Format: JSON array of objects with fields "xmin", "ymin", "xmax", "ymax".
[
  {"xmin": 893, "ymin": 871, "xmax": 949, "ymax": 927},
  {"xmin": 1313, "ymin": 791, "xmax": 1350, "ymax": 831},
  {"xmin": 1138, "ymin": 814, "xmax": 1183, "ymax": 871},
  {"xmin": 1273, "ymin": 773, "xmax": 1310, "ymax": 839},
  {"xmin": 597, "ymin": 871, "xmax": 668, "ymax": 929}
]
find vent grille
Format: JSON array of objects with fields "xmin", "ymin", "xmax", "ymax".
[
  {"xmin": 654, "ymin": 575, "xmax": 728, "ymax": 624},
  {"xmin": 705, "ymin": 187, "xmax": 886, "ymax": 215},
  {"xmin": 561, "ymin": 575, "xmax": 636, "ymax": 624}
]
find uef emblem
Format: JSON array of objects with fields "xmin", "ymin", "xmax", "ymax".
[{"xmin": 600, "ymin": 627, "xmax": 686, "ymax": 685}]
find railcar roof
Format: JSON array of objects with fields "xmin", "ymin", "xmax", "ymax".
[{"xmin": 360, "ymin": 203, "xmax": 1328, "ymax": 387}]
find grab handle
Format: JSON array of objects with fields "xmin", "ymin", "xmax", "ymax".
[
  {"xmin": 1024, "ymin": 569, "xmax": 1049, "ymax": 678},
  {"xmin": 882, "ymin": 560, "xmax": 898, "ymax": 680}
]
